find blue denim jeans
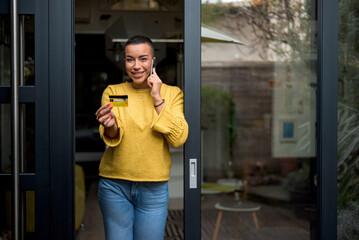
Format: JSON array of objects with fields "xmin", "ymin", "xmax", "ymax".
[{"xmin": 98, "ymin": 177, "xmax": 169, "ymax": 240}]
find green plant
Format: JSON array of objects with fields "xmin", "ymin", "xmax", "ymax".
[
  {"xmin": 282, "ymin": 161, "xmax": 310, "ymax": 191},
  {"xmin": 337, "ymin": 0, "xmax": 359, "ymax": 209},
  {"xmin": 337, "ymin": 104, "xmax": 359, "ymax": 208},
  {"xmin": 201, "ymin": 86, "xmax": 237, "ymax": 177},
  {"xmin": 201, "ymin": 2, "xmax": 230, "ymax": 25},
  {"xmin": 337, "ymin": 202, "xmax": 359, "ymax": 240}
]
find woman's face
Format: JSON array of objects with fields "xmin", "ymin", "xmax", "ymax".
[{"xmin": 124, "ymin": 43, "xmax": 154, "ymax": 89}]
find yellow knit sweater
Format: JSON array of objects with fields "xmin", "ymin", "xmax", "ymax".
[{"xmin": 98, "ymin": 82, "xmax": 188, "ymax": 181}]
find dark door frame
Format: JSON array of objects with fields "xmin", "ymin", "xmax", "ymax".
[
  {"xmin": 183, "ymin": 0, "xmax": 338, "ymax": 239},
  {"xmin": 183, "ymin": 0, "xmax": 201, "ymax": 239},
  {"xmin": 0, "ymin": 0, "xmax": 74, "ymax": 239},
  {"xmin": 46, "ymin": 0, "xmax": 340, "ymax": 238},
  {"xmin": 1, "ymin": 0, "xmax": 338, "ymax": 239},
  {"xmin": 317, "ymin": 0, "xmax": 338, "ymax": 239},
  {"xmin": 48, "ymin": 0, "xmax": 75, "ymax": 239},
  {"xmin": 0, "ymin": 0, "xmax": 52, "ymax": 239}
]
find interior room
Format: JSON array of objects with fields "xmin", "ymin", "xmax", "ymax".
[{"xmin": 73, "ymin": 0, "xmax": 316, "ymax": 239}]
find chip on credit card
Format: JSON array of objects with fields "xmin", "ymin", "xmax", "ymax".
[{"xmin": 109, "ymin": 95, "xmax": 128, "ymax": 107}]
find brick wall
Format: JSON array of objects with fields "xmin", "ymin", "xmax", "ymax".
[{"xmin": 201, "ymin": 62, "xmax": 277, "ymax": 181}]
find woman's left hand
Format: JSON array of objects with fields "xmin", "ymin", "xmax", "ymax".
[{"xmin": 147, "ymin": 67, "xmax": 162, "ymax": 102}]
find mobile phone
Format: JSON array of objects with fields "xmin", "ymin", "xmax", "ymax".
[{"xmin": 150, "ymin": 58, "xmax": 155, "ymax": 75}]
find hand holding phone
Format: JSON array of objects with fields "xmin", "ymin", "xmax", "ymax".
[{"xmin": 147, "ymin": 61, "xmax": 162, "ymax": 101}]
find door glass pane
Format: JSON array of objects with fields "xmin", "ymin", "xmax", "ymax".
[
  {"xmin": 0, "ymin": 103, "xmax": 35, "ymax": 173},
  {"xmin": 0, "ymin": 15, "xmax": 35, "ymax": 172},
  {"xmin": 201, "ymin": 1, "xmax": 317, "ymax": 239},
  {"xmin": 0, "ymin": 15, "xmax": 34, "ymax": 86},
  {"xmin": 74, "ymin": 0, "xmax": 184, "ymax": 238},
  {"xmin": 21, "ymin": 103, "xmax": 35, "ymax": 173},
  {"xmin": 0, "ymin": 190, "xmax": 36, "ymax": 240},
  {"xmin": 337, "ymin": 1, "xmax": 359, "ymax": 239},
  {"xmin": 0, "ymin": 13, "xmax": 36, "ymax": 240},
  {"xmin": 23, "ymin": 15, "xmax": 35, "ymax": 86},
  {"xmin": 0, "ymin": 104, "xmax": 11, "ymax": 173},
  {"xmin": 0, "ymin": 15, "xmax": 10, "ymax": 86},
  {"xmin": 99, "ymin": 0, "xmax": 168, "ymax": 11}
]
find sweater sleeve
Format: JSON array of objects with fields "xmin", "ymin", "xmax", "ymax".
[
  {"xmin": 98, "ymin": 86, "xmax": 125, "ymax": 147},
  {"xmin": 151, "ymin": 87, "xmax": 189, "ymax": 147}
]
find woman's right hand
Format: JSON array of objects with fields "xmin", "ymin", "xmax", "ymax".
[{"xmin": 95, "ymin": 103, "xmax": 116, "ymax": 128}]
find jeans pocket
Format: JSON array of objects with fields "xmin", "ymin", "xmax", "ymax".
[{"xmin": 139, "ymin": 181, "xmax": 169, "ymax": 206}]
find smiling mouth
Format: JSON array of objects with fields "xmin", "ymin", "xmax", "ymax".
[{"xmin": 131, "ymin": 71, "xmax": 145, "ymax": 78}]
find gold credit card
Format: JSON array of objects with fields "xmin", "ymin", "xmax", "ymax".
[{"xmin": 109, "ymin": 95, "xmax": 128, "ymax": 107}]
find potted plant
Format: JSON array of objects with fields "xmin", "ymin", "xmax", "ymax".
[
  {"xmin": 201, "ymin": 86, "xmax": 237, "ymax": 179},
  {"xmin": 282, "ymin": 160, "xmax": 311, "ymax": 203}
]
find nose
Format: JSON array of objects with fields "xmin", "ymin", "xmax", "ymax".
[{"xmin": 133, "ymin": 59, "xmax": 141, "ymax": 69}]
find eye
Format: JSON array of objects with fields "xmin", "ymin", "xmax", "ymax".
[
  {"xmin": 125, "ymin": 58, "xmax": 134, "ymax": 63},
  {"xmin": 140, "ymin": 58, "xmax": 148, "ymax": 62}
]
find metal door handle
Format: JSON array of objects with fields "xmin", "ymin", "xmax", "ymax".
[
  {"xmin": 189, "ymin": 158, "xmax": 197, "ymax": 189},
  {"xmin": 10, "ymin": 0, "xmax": 20, "ymax": 239}
]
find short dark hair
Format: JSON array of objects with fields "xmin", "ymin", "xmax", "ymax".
[{"xmin": 124, "ymin": 35, "xmax": 155, "ymax": 56}]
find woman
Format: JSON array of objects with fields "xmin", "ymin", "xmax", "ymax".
[{"xmin": 95, "ymin": 35, "xmax": 188, "ymax": 240}]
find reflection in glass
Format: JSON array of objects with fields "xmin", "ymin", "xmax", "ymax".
[
  {"xmin": 23, "ymin": 15, "xmax": 35, "ymax": 86},
  {"xmin": 21, "ymin": 103, "xmax": 35, "ymax": 173},
  {"xmin": 201, "ymin": 1, "xmax": 317, "ymax": 239},
  {"xmin": 0, "ymin": 15, "xmax": 10, "ymax": 86},
  {"xmin": 0, "ymin": 104, "xmax": 11, "ymax": 173},
  {"xmin": 0, "ymin": 104, "xmax": 35, "ymax": 173},
  {"xmin": 337, "ymin": 0, "xmax": 359, "ymax": 239},
  {"xmin": 97, "ymin": 0, "xmax": 182, "ymax": 11},
  {"xmin": 0, "ymin": 190, "xmax": 35, "ymax": 239},
  {"xmin": 0, "ymin": 15, "xmax": 34, "ymax": 86}
]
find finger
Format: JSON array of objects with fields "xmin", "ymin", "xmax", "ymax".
[
  {"xmin": 149, "ymin": 74, "xmax": 161, "ymax": 84},
  {"xmin": 98, "ymin": 113, "xmax": 111, "ymax": 124},
  {"xmin": 107, "ymin": 116, "xmax": 116, "ymax": 128},
  {"xmin": 152, "ymin": 67, "xmax": 156, "ymax": 75},
  {"xmin": 97, "ymin": 105, "xmax": 113, "ymax": 119},
  {"xmin": 152, "ymin": 69, "xmax": 159, "ymax": 78},
  {"xmin": 147, "ymin": 77, "xmax": 153, "ymax": 87},
  {"xmin": 96, "ymin": 103, "xmax": 110, "ymax": 115},
  {"xmin": 95, "ymin": 103, "xmax": 111, "ymax": 116},
  {"xmin": 103, "ymin": 115, "xmax": 113, "ymax": 127}
]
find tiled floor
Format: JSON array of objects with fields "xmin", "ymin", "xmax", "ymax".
[
  {"xmin": 77, "ymin": 180, "xmax": 310, "ymax": 240},
  {"xmin": 77, "ymin": 180, "xmax": 105, "ymax": 240}
]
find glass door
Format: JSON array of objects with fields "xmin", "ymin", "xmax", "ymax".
[
  {"xmin": 337, "ymin": 0, "xmax": 359, "ymax": 239},
  {"xmin": 0, "ymin": 1, "xmax": 50, "ymax": 239},
  {"xmin": 200, "ymin": 0, "xmax": 318, "ymax": 239},
  {"xmin": 0, "ymin": 0, "xmax": 75, "ymax": 239}
]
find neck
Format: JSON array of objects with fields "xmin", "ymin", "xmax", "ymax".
[{"xmin": 130, "ymin": 81, "xmax": 149, "ymax": 89}]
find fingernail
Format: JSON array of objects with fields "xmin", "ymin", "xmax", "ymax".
[
  {"xmin": 108, "ymin": 113, "xmax": 111, "ymax": 115},
  {"xmin": 109, "ymin": 105, "xmax": 113, "ymax": 109},
  {"xmin": 106, "ymin": 103, "xmax": 110, "ymax": 106}
]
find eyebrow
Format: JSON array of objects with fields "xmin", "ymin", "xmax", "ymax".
[{"xmin": 125, "ymin": 54, "xmax": 149, "ymax": 58}]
